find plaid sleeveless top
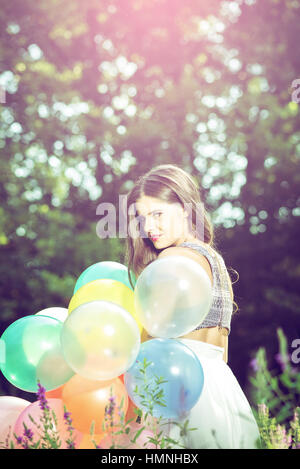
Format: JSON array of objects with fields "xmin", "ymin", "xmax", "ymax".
[{"xmin": 178, "ymin": 242, "xmax": 233, "ymax": 335}]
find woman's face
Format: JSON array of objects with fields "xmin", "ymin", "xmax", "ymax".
[{"xmin": 135, "ymin": 195, "xmax": 192, "ymax": 248}]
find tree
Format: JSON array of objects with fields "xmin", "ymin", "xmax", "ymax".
[{"xmin": 0, "ymin": 0, "xmax": 299, "ymax": 400}]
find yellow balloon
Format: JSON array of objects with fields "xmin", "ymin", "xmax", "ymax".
[
  {"xmin": 68, "ymin": 279, "xmax": 142, "ymax": 333},
  {"xmin": 61, "ymin": 301, "xmax": 141, "ymax": 380}
]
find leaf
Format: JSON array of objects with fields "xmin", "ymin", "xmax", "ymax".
[
  {"xmin": 133, "ymin": 408, "xmax": 143, "ymax": 417},
  {"xmin": 125, "ymin": 417, "xmax": 135, "ymax": 426},
  {"xmin": 33, "ymin": 440, "xmax": 41, "ymax": 449},
  {"xmin": 157, "ymin": 402, "xmax": 167, "ymax": 408},
  {"xmin": 279, "ymin": 373, "xmax": 296, "ymax": 388},
  {"xmin": 131, "ymin": 426, "xmax": 146, "ymax": 443},
  {"xmin": 147, "ymin": 436, "xmax": 160, "ymax": 444},
  {"xmin": 270, "ymin": 376, "xmax": 279, "ymax": 390},
  {"xmin": 89, "ymin": 420, "xmax": 95, "ymax": 436}
]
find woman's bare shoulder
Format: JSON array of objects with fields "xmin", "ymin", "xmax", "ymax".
[
  {"xmin": 157, "ymin": 245, "xmax": 203, "ymax": 261},
  {"xmin": 157, "ymin": 246, "xmax": 213, "ymax": 286}
]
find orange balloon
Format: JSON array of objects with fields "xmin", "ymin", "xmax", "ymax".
[
  {"xmin": 78, "ymin": 433, "xmax": 104, "ymax": 449},
  {"xmin": 62, "ymin": 374, "xmax": 128, "ymax": 435},
  {"xmin": 119, "ymin": 374, "xmax": 140, "ymax": 422},
  {"xmin": 45, "ymin": 385, "xmax": 64, "ymax": 399},
  {"xmin": 126, "ymin": 397, "xmax": 140, "ymax": 422}
]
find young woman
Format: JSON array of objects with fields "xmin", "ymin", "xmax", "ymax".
[{"xmin": 124, "ymin": 163, "xmax": 261, "ymax": 449}]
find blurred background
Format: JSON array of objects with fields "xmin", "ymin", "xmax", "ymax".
[{"xmin": 0, "ymin": 0, "xmax": 299, "ymax": 405}]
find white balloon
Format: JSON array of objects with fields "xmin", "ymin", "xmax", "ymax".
[
  {"xmin": 36, "ymin": 307, "xmax": 68, "ymax": 322},
  {"xmin": 0, "ymin": 396, "xmax": 31, "ymax": 445},
  {"xmin": 134, "ymin": 255, "xmax": 213, "ymax": 338}
]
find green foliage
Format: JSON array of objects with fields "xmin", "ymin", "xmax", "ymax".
[
  {"xmin": 0, "ymin": 366, "xmax": 197, "ymax": 450},
  {"xmin": 89, "ymin": 357, "xmax": 198, "ymax": 450},
  {"xmin": 249, "ymin": 328, "xmax": 300, "ymax": 424},
  {"xmin": 0, "ymin": 382, "xmax": 76, "ymax": 449},
  {"xmin": 250, "ymin": 328, "xmax": 300, "ymax": 449},
  {"xmin": 256, "ymin": 404, "xmax": 299, "ymax": 449}
]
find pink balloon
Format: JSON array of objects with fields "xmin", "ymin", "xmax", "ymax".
[
  {"xmin": 0, "ymin": 396, "xmax": 31, "ymax": 447},
  {"xmin": 98, "ymin": 421, "xmax": 156, "ymax": 449},
  {"xmin": 13, "ymin": 398, "xmax": 82, "ymax": 449}
]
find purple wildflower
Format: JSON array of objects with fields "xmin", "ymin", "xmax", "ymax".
[
  {"xmin": 63, "ymin": 409, "xmax": 75, "ymax": 432},
  {"xmin": 249, "ymin": 358, "xmax": 259, "ymax": 372},
  {"xmin": 22, "ymin": 439, "xmax": 29, "ymax": 449},
  {"xmin": 257, "ymin": 403, "xmax": 268, "ymax": 417},
  {"xmin": 23, "ymin": 426, "xmax": 34, "ymax": 441},
  {"xmin": 15, "ymin": 435, "xmax": 23, "ymax": 446},
  {"xmin": 277, "ymin": 425, "xmax": 292, "ymax": 448},
  {"xmin": 36, "ymin": 381, "xmax": 50, "ymax": 412},
  {"xmin": 275, "ymin": 353, "xmax": 290, "ymax": 372},
  {"xmin": 67, "ymin": 440, "xmax": 76, "ymax": 449},
  {"xmin": 104, "ymin": 394, "xmax": 117, "ymax": 431},
  {"xmin": 292, "ymin": 408, "xmax": 299, "ymax": 422},
  {"xmin": 106, "ymin": 396, "xmax": 116, "ymax": 417}
]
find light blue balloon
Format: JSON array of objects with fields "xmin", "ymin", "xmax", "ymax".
[
  {"xmin": 73, "ymin": 261, "xmax": 136, "ymax": 294},
  {"xmin": 124, "ymin": 339, "xmax": 204, "ymax": 419}
]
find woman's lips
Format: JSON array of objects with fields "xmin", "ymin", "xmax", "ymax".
[{"xmin": 150, "ymin": 234, "xmax": 162, "ymax": 241}]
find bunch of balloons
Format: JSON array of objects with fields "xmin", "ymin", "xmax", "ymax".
[{"xmin": 0, "ymin": 255, "xmax": 212, "ymax": 449}]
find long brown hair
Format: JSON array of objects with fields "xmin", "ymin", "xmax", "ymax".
[{"xmin": 123, "ymin": 163, "xmax": 239, "ymax": 315}]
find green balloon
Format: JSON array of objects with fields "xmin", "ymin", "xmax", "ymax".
[
  {"xmin": 0, "ymin": 315, "xmax": 74, "ymax": 393},
  {"xmin": 73, "ymin": 261, "xmax": 136, "ymax": 294}
]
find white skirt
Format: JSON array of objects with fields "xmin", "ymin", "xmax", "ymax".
[{"xmin": 153, "ymin": 339, "xmax": 261, "ymax": 449}]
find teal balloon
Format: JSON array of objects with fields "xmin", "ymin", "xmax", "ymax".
[
  {"xmin": 73, "ymin": 261, "xmax": 136, "ymax": 294},
  {"xmin": 0, "ymin": 315, "xmax": 74, "ymax": 393}
]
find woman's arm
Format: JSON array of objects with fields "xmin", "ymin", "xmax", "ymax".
[{"xmin": 223, "ymin": 336, "xmax": 228, "ymax": 364}]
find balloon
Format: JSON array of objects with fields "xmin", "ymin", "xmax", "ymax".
[
  {"xmin": 119, "ymin": 376, "xmax": 141, "ymax": 423},
  {"xmin": 78, "ymin": 433, "xmax": 104, "ymax": 449},
  {"xmin": 118, "ymin": 378, "xmax": 140, "ymax": 421},
  {"xmin": 61, "ymin": 375, "xmax": 128, "ymax": 435},
  {"xmin": 124, "ymin": 339, "xmax": 204, "ymax": 419},
  {"xmin": 0, "ymin": 315, "xmax": 74, "ymax": 392},
  {"xmin": 98, "ymin": 421, "xmax": 156, "ymax": 449},
  {"xmin": 125, "ymin": 396, "xmax": 140, "ymax": 422},
  {"xmin": 121, "ymin": 373, "xmax": 142, "ymax": 424},
  {"xmin": 68, "ymin": 278, "xmax": 142, "ymax": 332},
  {"xmin": 13, "ymin": 398, "xmax": 82, "ymax": 449},
  {"xmin": 134, "ymin": 255, "xmax": 213, "ymax": 338},
  {"xmin": 36, "ymin": 307, "xmax": 68, "ymax": 322},
  {"xmin": 73, "ymin": 261, "xmax": 136, "ymax": 294},
  {"xmin": 61, "ymin": 300, "xmax": 141, "ymax": 380},
  {"xmin": 0, "ymin": 396, "xmax": 31, "ymax": 446},
  {"xmin": 45, "ymin": 384, "xmax": 64, "ymax": 399}
]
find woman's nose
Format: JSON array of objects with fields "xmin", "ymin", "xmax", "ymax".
[{"xmin": 144, "ymin": 217, "xmax": 157, "ymax": 233}]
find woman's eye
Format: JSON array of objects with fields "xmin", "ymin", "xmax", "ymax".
[{"xmin": 153, "ymin": 212, "xmax": 162, "ymax": 217}]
